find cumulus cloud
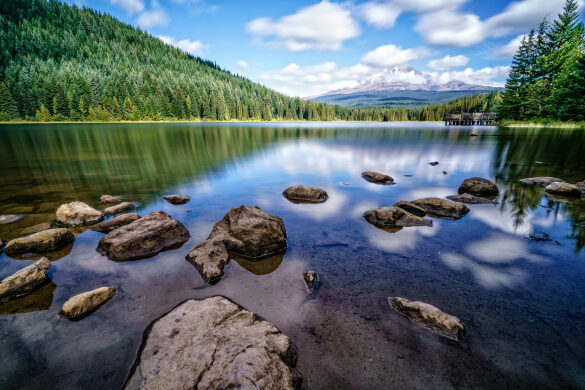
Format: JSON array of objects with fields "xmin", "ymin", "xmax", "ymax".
[
  {"xmin": 245, "ymin": 1, "xmax": 360, "ymax": 51},
  {"xmin": 361, "ymin": 44, "xmax": 432, "ymax": 68},
  {"xmin": 137, "ymin": 7, "xmax": 169, "ymax": 28},
  {"xmin": 493, "ymin": 34, "xmax": 525, "ymax": 58},
  {"xmin": 110, "ymin": 0, "xmax": 144, "ymax": 15},
  {"xmin": 427, "ymin": 54, "xmax": 469, "ymax": 71},
  {"xmin": 360, "ymin": 2, "xmax": 401, "ymax": 28},
  {"xmin": 237, "ymin": 60, "xmax": 249, "ymax": 68},
  {"xmin": 158, "ymin": 36, "xmax": 205, "ymax": 56}
]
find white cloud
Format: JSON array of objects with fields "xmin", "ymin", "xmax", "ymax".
[
  {"xmin": 137, "ymin": 7, "xmax": 169, "ymax": 28},
  {"xmin": 430, "ymin": 66, "xmax": 510, "ymax": 86},
  {"xmin": 360, "ymin": 2, "xmax": 401, "ymax": 28},
  {"xmin": 427, "ymin": 54, "xmax": 469, "ymax": 71},
  {"xmin": 158, "ymin": 36, "xmax": 205, "ymax": 56},
  {"xmin": 237, "ymin": 60, "xmax": 249, "ymax": 68},
  {"xmin": 493, "ymin": 34, "xmax": 524, "ymax": 58},
  {"xmin": 245, "ymin": 1, "xmax": 360, "ymax": 51},
  {"xmin": 361, "ymin": 44, "xmax": 432, "ymax": 68},
  {"xmin": 110, "ymin": 0, "xmax": 144, "ymax": 15}
]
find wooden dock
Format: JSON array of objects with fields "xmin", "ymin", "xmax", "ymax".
[{"xmin": 445, "ymin": 112, "xmax": 496, "ymax": 126}]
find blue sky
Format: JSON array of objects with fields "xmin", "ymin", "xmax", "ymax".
[{"xmin": 68, "ymin": 0, "xmax": 583, "ymax": 96}]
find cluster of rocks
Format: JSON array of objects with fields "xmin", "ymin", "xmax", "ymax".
[{"xmin": 521, "ymin": 177, "xmax": 584, "ymax": 198}]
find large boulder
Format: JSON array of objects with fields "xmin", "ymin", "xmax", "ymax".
[
  {"xmin": 411, "ymin": 197, "xmax": 470, "ymax": 220},
  {"xmin": 91, "ymin": 213, "xmax": 140, "ymax": 233},
  {"xmin": 56, "ymin": 201, "xmax": 104, "ymax": 227},
  {"xmin": 363, "ymin": 206, "xmax": 432, "ymax": 228},
  {"xmin": 0, "ymin": 215, "xmax": 20, "ymax": 225},
  {"xmin": 446, "ymin": 193, "xmax": 497, "ymax": 204},
  {"xmin": 103, "ymin": 202, "xmax": 136, "ymax": 215},
  {"xmin": 97, "ymin": 211, "xmax": 189, "ymax": 261},
  {"xmin": 124, "ymin": 296, "xmax": 302, "ymax": 390},
  {"xmin": 99, "ymin": 195, "xmax": 121, "ymax": 204},
  {"xmin": 544, "ymin": 182, "xmax": 582, "ymax": 197},
  {"xmin": 361, "ymin": 171, "xmax": 394, "ymax": 184},
  {"xmin": 393, "ymin": 200, "xmax": 426, "ymax": 217},
  {"xmin": 389, "ymin": 297, "xmax": 466, "ymax": 341},
  {"xmin": 282, "ymin": 185, "xmax": 328, "ymax": 203},
  {"xmin": 163, "ymin": 195, "xmax": 190, "ymax": 205},
  {"xmin": 0, "ymin": 258, "xmax": 50, "ymax": 303},
  {"xmin": 520, "ymin": 177, "xmax": 565, "ymax": 187},
  {"xmin": 59, "ymin": 287, "xmax": 116, "ymax": 320},
  {"xmin": 457, "ymin": 177, "xmax": 499, "ymax": 196},
  {"xmin": 186, "ymin": 205, "xmax": 286, "ymax": 283},
  {"xmin": 4, "ymin": 228, "xmax": 75, "ymax": 255}
]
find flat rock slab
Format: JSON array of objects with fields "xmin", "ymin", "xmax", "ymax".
[
  {"xmin": 97, "ymin": 211, "xmax": 189, "ymax": 261},
  {"xmin": 56, "ymin": 201, "xmax": 104, "ymax": 227},
  {"xmin": 124, "ymin": 296, "xmax": 302, "ymax": 390},
  {"xmin": 91, "ymin": 213, "xmax": 140, "ymax": 233},
  {"xmin": 520, "ymin": 177, "xmax": 565, "ymax": 187},
  {"xmin": 393, "ymin": 200, "xmax": 426, "ymax": 217},
  {"xmin": 411, "ymin": 197, "xmax": 470, "ymax": 220},
  {"xmin": 389, "ymin": 297, "xmax": 466, "ymax": 341},
  {"xmin": 163, "ymin": 195, "xmax": 190, "ymax": 205},
  {"xmin": 363, "ymin": 206, "xmax": 432, "ymax": 228},
  {"xmin": 103, "ymin": 202, "xmax": 136, "ymax": 215},
  {"xmin": 59, "ymin": 286, "xmax": 116, "ymax": 320},
  {"xmin": 4, "ymin": 228, "xmax": 75, "ymax": 255},
  {"xmin": 544, "ymin": 182, "xmax": 582, "ymax": 197},
  {"xmin": 361, "ymin": 171, "xmax": 394, "ymax": 184},
  {"xmin": 283, "ymin": 185, "xmax": 328, "ymax": 203},
  {"xmin": 0, "ymin": 215, "xmax": 21, "ymax": 225},
  {"xmin": 99, "ymin": 195, "xmax": 121, "ymax": 204},
  {"xmin": 447, "ymin": 193, "xmax": 497, "ymax": 204},
  {"xmin": 457, "ymin": 177, "xmax": 499, "ymax": 196},
  {"xmin": 0, "ymin": 258, "xmax": 50, "ymax": 303}
]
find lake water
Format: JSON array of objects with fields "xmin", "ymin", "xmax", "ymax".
[{"xmin": 1, "ymin": 122, "xmax": 584, "ymax": 389}]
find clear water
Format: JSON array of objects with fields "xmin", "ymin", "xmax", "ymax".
[{"xmin": 0, "ymin": 122, "xmax": 584, "ymax": 389}]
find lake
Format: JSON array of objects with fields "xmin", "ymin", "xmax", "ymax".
[{"xmin": 1, "ymin": 122, "xmax": 584, "ymax": 389}]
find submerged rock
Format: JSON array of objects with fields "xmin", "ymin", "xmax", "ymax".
[
  {"xmin": 303, "ymin": 271, "xmax": 319, "ymax": 291},
  {"xmin": 99, "ymin": 195, "xmax": 121, "ymax": 204},
  {"xmin": 411, "ymin": 197, "xmax": 470, "ymax": 220},
  {"xmin": 428, "ymin": 161, "xmax": 439, "ymax": 166},
  {"xmin": 283, "ymin": 185, "xmax": 328, "ymax": 203},
  {"xmin": 457, "ymin": 177, "xmax": 499, "ymax": 196},
  {"xmin": 520, "ymin": 177, "xmax": 565, "ymax": 187},
  {"xmin": 97, "ymin": 211, "xmax": 189, "ymax": 261},
  {"xmin": 124, "ymin": 296, "xmax": 302, "ymax": 390},
  {"xmin": 90, "ymin": 213, "xmax": 140, "ymax": 233},
  {"xmin": 103, "ymin": 202, "xmax": 136, "ymax": 215},
  {"xmin": 185, "ymin": 239, "xmax": 229, "ymax": 283},
  {"xmin": 0, "ymin": 282, "xmax": 56, "ymax": 315},
  {"xmin": 364, "ymin": 206, "xmax": 432, "ymax": 228},
  {"xmin": 21, "ymin": 222, "xmax": 52, "ymax": 235},
  {"xmin": 0, "ymin": 258, "xmax": 50, "ymax": 304},
  {"xmin": 389, "ymin": 297, "xmax": 466, "ymax": 341},
  {"xmin": 4, "ymin": 228, "xmax": 75, "ymax": 255},
  {"xmin": 0, "ymin": 215, "xmax": 21, "ymax": 225},
  {"xmin": 361, "ymin": 171, "xmax": 394, "ymax": 184},
  {"xmin": 59, "ymin": 286, "xmax": 116, "ymax": 320},
  {"xmin": 56, "ymin": 201, "xmax": 104, "ymax": 227},
  {"xmin": 163, "ymin": 194, "xmax": 190, "ymax": 205},
  {"xmin": 393, "ymin": 200, "xmax": 426, "ymax": 217},
  {"xmin": 544, "ymin": 182, "xmax": 582, "ymax": 197},
  {"xmin": 447, "ymin": 193, "xmax": 497, "ymax": 204}
]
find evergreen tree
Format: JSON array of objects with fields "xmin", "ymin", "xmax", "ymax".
[
  {"xmin": 554, "ymin": 52, "xmax": 585, "ymax": 121},
  {"xmin": 0, "ymin": 81, "xmax": 18, "ymax": 120}
]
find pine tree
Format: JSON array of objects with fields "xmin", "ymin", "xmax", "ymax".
[
  {"xmin": 554, "ymin": 53, "xmax": 585, "ymax": 121},
  {"xmin": 0, "ymin": 81, "xmax": 19, "ymax": 120}
]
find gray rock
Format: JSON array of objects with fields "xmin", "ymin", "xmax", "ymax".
[
  {"xmin": 411, "ymin": 197, "xmax": 470, "ymax": 220},
  {"xmin": 446, "ymin": 193, "xmax": 497, "ymax": 204},
  {"xmin": 59, "ymin": 286, "xmax": 116, "ymax": 320},
  {"xmin": 124, "ymin": 296, "xmax": 302, "ymax": 390},
  {"xmin": 389, "ymin": 297, "xmax": 466, "ymax": 341},
  {"xmin": 393, "ymin": 200, "xmax": 426, "ymax": 217},
  {"xmin": 361, "ymin": 171, "xmax": 394, "ymax": 184},
  {"xmin": 99, "ymin": 195, "xmax": 121, "ymax": 204},
  {"xmin": 90, "ymin": 213, "xmax": 140, "ymax": 233},
  {"xmin": 576, "ymin": 181, "xmax": 585, "ymax": 190},
  {"xmin": 0, "ymin": 215, "xmax": 21, "ymax": 225},
  {"xmin": 4, "ymin": 228, "xmax": 75, "ymax": 255},
  {"xmin": 56, "ymin": 201, "xmax": 104, "ymax": 227},
  {"xmin": 0, "ymin": 258, "xmax": 50, "ymax": 303},
  {"xmin": 303, "ymin": 271, "xmax": 319, "ymax": 290},
  {"xmin": 185, "ymin": 239, "xmax": 229, "ymax": 283},
  {"xmin": 282, "ymin": 185, "xmax": 328, "ymax": 203},
  {"xmin": 429, "ymin": 161, "xmax": 439, "ymax": 166},
  {"xmin": 97, "ymin": 211, "xmax": 189, "ymax": 261},
  {"xmin": 103, "ymin": 202, "xmax": 136, "ymax": 215},
  {"xmin": 163, "ymin": 195, "xmax": 190, "ymax": 205},
  {"xmin": 363, "ymin": 206, "xmax": 432, "ymax": 228},
  {"xmin": 520, "ymin": 177, "xmax": 565, "ymax": 187},
  {"xmin": 544, "ymin": 182, "xmax": 582, "ymax": 197},
  {"xmin": 457, "ymin": 177, "xmax": 499, "ymax": 196}
]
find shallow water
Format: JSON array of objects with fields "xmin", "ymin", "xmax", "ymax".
[{"xmin": 0, "ymin": 122, "xmax": 584, "ymax": 389}]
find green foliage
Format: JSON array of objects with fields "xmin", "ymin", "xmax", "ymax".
[{"xmin": 419, "ymin": 91, "xmax": 501, "ymax": 121}]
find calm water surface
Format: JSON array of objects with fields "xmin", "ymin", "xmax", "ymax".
[{"xmin": 1, "ymin": 122, "xmax": 584, "ymax": 389}]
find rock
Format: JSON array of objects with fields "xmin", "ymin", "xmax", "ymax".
[
  {"xmin": 429, "ymin": 161, "xmax": 439, "ymax": 166},
  {"xmin": 0, "ymin": 258, "xmax": 50, "ymax": 304},
  {"xmin": 103, "ymin": 202, "xmax": 136, "ymax": 215},
  {"xmin": 0, "ymin": 215, "xmax": 20, "ymax": 225},
  {"xmin": 97, "ymin": 211, "xmax": 189, "ymax": 261},
  {"xmin": 90, "ymin": 213, "xmax": 140, "ymax": 233},
  {"xmin": 20, "ymin": 222, "xmax": 52, "ymax": 235},
  {"xmin": 411, "ymin": 197, "xmax": 470, "ymax": 220},
  {"xmin": 576, "ymin": 181, "xmax": 585, "ymax": 190},
  {"xmin": 393, "ymin": 200, "xmax": 426, "ymax": 217},
  {"xmin": 389, "ymin": 297, "xmax": 466, "ymax": 341},
  {"xmin": 56, "ymin": 201, "xmax": 104, "ymax": 227},
  {"xmin": 447, "ymin": 193, "xmax": 497, "ymax": 204},
  {"xmin": 59, "ymin": 287, "xmax": 116, "ymax": 320},
  {"xmin": 361, "ymin": 171, "xmax": 394, "ymax": 184},
  {"xmin": 99, "ymin": 195, "xmax": 121, "ymax": 204},
  {"xmin": 0, "ymin": 282, "xmax": 56, "ymax": 315},
  {"xmin": 457, "ymin": 177, "xmax": 499, "ymax": 196},
  {"xmin": 544, "ymin": 182, "xmax": 582, "ymax": 197},
  {"xmin": 124, "ymin": 296, "xmax": 302, "ymax": 390},
  {"xmin": 282, "ymin": 185, "xmax": 328, "ymax": 203},
  {"xmin": 520, "ymin": 177, "xmax": 565, "ymax": 187},
  {"xmin": 4, "ymin": 228, "xmax": 75, "ymax": 255},
  {"xmin": 185, "ymin": 205, "xmax": 287, "ymax": 283},
  {"xmin": 163, "ymin": 194, "xmax": 190, "ymax": 205},
  {"xmin": 363, "ymin": 206, "xmax": 432, "ymax": 228},
  {"xmin": 303, "ymin": 271, "xmax": 319, "ymax": 290},
  {"xmin": 442, "ymin": 171, "xmax": 448, "ymax": 175}
]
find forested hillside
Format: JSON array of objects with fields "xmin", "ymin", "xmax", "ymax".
[
  {"xmin": 0, "ymin": 0, "xmax": 418, "ymax": 122},
  {"xmin": 419, "ymin": 92, "xmax": 501, "ymax": 121}
]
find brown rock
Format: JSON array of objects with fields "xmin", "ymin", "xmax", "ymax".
[
  {"xmin": 389, "ymin": 297, "xmax": 466, "ymax": 341},
  {"xmin": 163, "ymin": 195, "xmax": 190, "ymax": 205},
  {"xmin": 0, "ymin": 258, "xmax": 50, "ymax": 303},
  {"xmin": 544, "ymin": 182, "xmax": 582, "ymax": 197},
  {"xmin": 303, "ymin": 271, "xmax": 319, "ymax": 290},
  {"xmin": 363, "ymin": 206, "xmax": 432, "ymax": 228},
  {"xmin": 429, "ymin": 161, "xmax": 439, "ymax": 166},
  {"xmin": 457, "ymin": 177, "xmax": 499, "ymax": 196},
  {"xmin": 0, "ymin": 215, "xmax": 21, "ymax": 225},
  {"xmin": 282, "ymin": 185, "xmax": 328, "ymax": 203},
  {"xmin": 361, "ymin": 171, "xmax": 394, "ymax": 184},
  {"xmin": 124, "ymin": 296, "xmax": 302, "ymax": 390},
  {"xmin": 411, "ymin": 197, "xmax": 470, "ymax": 220},
  {"xmin": 4, "ymin": 228, "xmax": 75, "ymax": 255},
  {"xmin": 576, "ymin": 181, "xmax": 585, "ymax": 190},
  {"xmin": 393, "ymin": 200, "xmax": 426, "ymax": 217},
  {"xmin": 59, "ymin": 287, "xmax": 116, "ymax": 320},
  {"xmin": 103, "ymin": 202, "xmax": 136, "ymax": 215},
  {"xmin": 185, "ymin": 239, "xmax": 229, "ymax": 283},
  {"xmin": 99, "ymin": 195, "xmax": 121, "ymax": 204},
  {"xmin": 97, "ymin": 211, "xmax": 189, "ymax": 261},
  {"xmin": 20, "ymin": 222, "xmax": 52, "ymax": 235},
  {"xmin": 90, "ymin": 213, "xmax": 140, "ymax": 233},
  {"xmin": 447, "ymin": 193, "xmax": 497, "ymax": 204},
  {"xmin": 56, "ymin": 201, "xmax": 104, "ymax": 227},
  {"xmin": 520, "ymin": 177, "xmax": 565, "ymax": 187}
]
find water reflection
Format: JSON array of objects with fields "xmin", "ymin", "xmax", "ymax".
[{"xmin": 0, "ymin": 282, "xmax": 56, "ymax": 315}]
